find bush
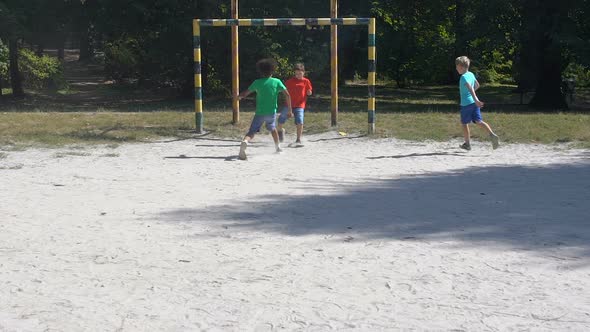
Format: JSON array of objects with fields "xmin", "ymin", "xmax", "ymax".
[
  {"xmin": 0, "ymin": 40, "xmax": 8, "ymax": 88},
  {"xmin": 104, "ymin": 37, "xmax": 143, "ymax": 82},
  {"xmin": 476, "ymin": 50, "xmax": 513, "ymax": 84},
  {"xmin": 563, "ymin": 62, "xmax": 590, "ymax": 88},
  {"xmin": 18, "ymin": 48, "xmax": 66, "ymax": 89}
]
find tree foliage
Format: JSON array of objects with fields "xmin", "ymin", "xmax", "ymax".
[{"xmin": 0, "ymin": 0, "xmax": 588, "ymax": 108}]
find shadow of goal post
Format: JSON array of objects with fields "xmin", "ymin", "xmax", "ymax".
[{"xmin": 193, "ymin": 17, "xmax": 376, "ymax": 134}]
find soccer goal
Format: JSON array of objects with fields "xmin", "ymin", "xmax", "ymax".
[{"xmin": 193, "ymin": 17, "xmax": 376, "ymax": 134}]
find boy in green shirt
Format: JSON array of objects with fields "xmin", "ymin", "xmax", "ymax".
[{"xmin": 236, "ymin": 58, "xmax": 292, "ymax": 160}]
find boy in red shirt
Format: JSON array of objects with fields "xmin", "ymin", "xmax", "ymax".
[{"xmin": 277, "ymin": 63, "xmax": 313, "ymax": 146}]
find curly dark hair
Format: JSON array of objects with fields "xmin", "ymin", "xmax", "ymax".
[{"xmin": 256, "ymin": 58, "xmax": 277, "ymax": 77}]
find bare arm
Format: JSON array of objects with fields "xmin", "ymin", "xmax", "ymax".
[
  {"xmin": 465, "ymin": 82, "xmax": 484, "ymax": 108},
  {"xmin": 281, "ymin": 90, "xmax": 293, "ymax": 116},
  {"xmin": 236, "ymin": 89, "xmax": 253, "ymax": 100},
  {"xmin": 474, "ymin": 80, "xmax": 480, "ymax": 91}
]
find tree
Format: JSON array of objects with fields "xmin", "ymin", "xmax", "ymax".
[
  {"xmin": 77, "ymin": 0, "xmax": 97, "ymax": 61},
  {"xmin": 518, "ymin": 0, "xmax": 577, "ymax": 109},
  {"xmin": 0, "ymin": 1, "xmax": 25, "ymax": 97}
]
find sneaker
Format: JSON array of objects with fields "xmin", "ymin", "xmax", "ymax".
[
  {"xmin": 276, "ymin": 146, "xmax": 283, "ymax": 153},
  {"xmin": 490, "ymin": 134, "xmax": 500, "ymax": 150},
  {"xmin": 278, "ymin": 128, "xmax": 285, "ymax": 143},
  {"xmin": 459, "ymin": 142, "xmax": 471, "ymax": 151},
  {"xmin": 294, "ymin": 139, "xmax": 304, "ymax": 147},
  {"xmin": 239, "ymin": 141, "xmax": 248, "ymax": 160}
]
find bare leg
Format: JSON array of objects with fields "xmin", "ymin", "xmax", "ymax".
[
  {"xmin": 477, "ymin": 121, "xmax": 500, "ymax": 149},
  {"xmin": 462, "ymin": 124, "xmax": 470, "ymax": 143},
  {"xmin": 476, "ymin": 121, "xmax": 494, "ymax": 135},
  {"xmin": 460, "ymin": 124, "xmax": 472, "ymax": 150},
  {"xmin": 270, "ymin": 129, "xmax": 279, "ymax": 145},
  {"xmin": 239, "ymin": 135, "xmax": 253, "ymax": 160},
  {"xmin": 270, "ymin": 129, "xmax": 282, "ymax": 152},
  {"xmin": 296, "ymin": 124, "xmax": 303, "ymax": 142},
  {"xmin": 277, "ymin": 123, "xmax": 285, "ymax": 142}
]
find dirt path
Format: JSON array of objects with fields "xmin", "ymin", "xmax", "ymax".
[{"xmin": 1, "ymin": 133, "xmax": 589, "ymax": 330}]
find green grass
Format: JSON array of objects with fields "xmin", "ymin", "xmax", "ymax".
[
  {"xmin": 1, "ymin": 110, "xmax": 589, "ymax": 149},
  {"xmin": 0, "ymin": 84, "xmax": 588, "ymax": 149},
  {"xmin": 0, "ymin": 112, "xmax": 195, "ymax": 148},
  {"xmin": 57, "ymin": 88, "xmax": 79, "ymax": 95}
]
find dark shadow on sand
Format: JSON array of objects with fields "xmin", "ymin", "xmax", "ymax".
[
  {"xmin": 165, "ymin": 155, "xmax": 237, "ymax": 161},
  {"xmin": 367, "ymin": 152, "xmax": 473, "ymax": 159},
  {"xmin": 155, "ymin": 159, "xmax": 590, "ymax": 266}
]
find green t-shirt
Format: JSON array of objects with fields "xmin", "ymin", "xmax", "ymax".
[{"xmin": 248, "ymin": 77, "xmax": 286, "ymax": 115}]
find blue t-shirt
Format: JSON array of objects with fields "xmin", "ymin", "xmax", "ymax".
[{"xmin": 459, "ymin": 71, "xmax": 477, "ymax": 106}]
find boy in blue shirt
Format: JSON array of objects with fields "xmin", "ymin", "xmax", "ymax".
[{"xmin": 455, "ymin": 56, "xmax": 499, "ymax": 150}]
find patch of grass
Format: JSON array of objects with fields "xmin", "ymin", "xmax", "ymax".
[
  {"xmin": 1, "ymin": 83, "xmax": 589, "ymax": 148},
  {"xmin": 57, "ymin": 88, "xmax": 78, "ymax": 95},
  {"xmin": 100, "ymin": 153, "xmax": 119, "ymax": 157},
  {"xmin": 1, "ymin": 110, "xmax": 589, "ymax": 148},
  {"xmin": 276, "ymin": 111, "xmax": 590, "ymax": 147},
  {"xmin": 0, "ymin": 143, "xmax": 27, "ymax": 151},
  {"xmin": 0, "ymin": 112, "xmax": 195, "ymax": 147}
]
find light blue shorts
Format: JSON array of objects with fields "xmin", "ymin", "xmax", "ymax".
[
  {"xmin": 247, "ymin": 114, "xmax": 276, "ymax": 137},
  {"xmin": 278, "ymin": 107, "xmax": 304, "ymax": 125}
]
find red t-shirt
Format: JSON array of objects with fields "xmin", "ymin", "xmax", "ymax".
[{"xmin": 285, "ymin": 77, "xmax": 313, "ymax": 109}]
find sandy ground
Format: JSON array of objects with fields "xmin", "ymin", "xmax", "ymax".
[{"xmin": 1, "ymin": 132, "xmax": 589, "ymax": 331}]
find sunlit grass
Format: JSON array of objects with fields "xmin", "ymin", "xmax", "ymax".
[{"xmin": 1, "ymin": 110, "xmax": 589, "ymax": 149}]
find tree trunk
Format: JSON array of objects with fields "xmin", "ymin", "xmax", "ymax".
[
  {"xmin": 58, "ymin": 30, "xmax": 66, "ymax": 61},
  {"xmin": 78, "ymin": 0, "xmax": 95, "ymax": 62},
  {"xmin": 79, "ymin": 28, "xmax": 93, "ymax": 61},
  {"xmin": 528, "ymin": 3, "xmax": 567, "ymax": 109},
  {"xmin": 516, "ymin": 0, "xmax": 538, "ymax": 92},
  {"xmin": 9, "ymin": 38, "xmax": 24, "ymax": 97},
  {"xmin": 448, "ymin": 0, "xmax": 468, "ymax": 82},
  {"xmin": 36, "ymin": 43, "xmax": 44, "ymax": 57},
  {"xmin": 529, "ymin": 43, "xmax": 567, "ymax": 109},
  {"xmin": 58, "ymin": 47, "xmax": 65, "ymax": 61}
]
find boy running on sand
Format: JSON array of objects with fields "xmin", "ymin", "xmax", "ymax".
[
  {"xmin": 455, "ymin": 56, "xmax": 499, "ymax": 150},
  {"xmin": 277, "ymin": 63, "xmax": 312, "ymax": 146},
  {"xmin": 236, "ymin": 58, "xmax": 292, "ymax": 160}
]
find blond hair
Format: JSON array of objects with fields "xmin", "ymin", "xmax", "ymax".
[{"xmin": 455, "ymin": 56, "xmax": 470, "ymax": 68}]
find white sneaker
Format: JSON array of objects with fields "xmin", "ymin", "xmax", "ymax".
[
  {"xmin": 239, "ymin": 141, "xmax": 248, "ymax": 160},
  {"xmin": 276, "ymin": 145, "xmax": 283, "ymax": 153}
]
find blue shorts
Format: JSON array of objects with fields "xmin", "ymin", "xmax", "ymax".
[
  {"xmin": 460, "ymin": 103, "xmax": 483, "ymax": 124},
  {"xmin": 247, "ymin": 114, "xmax": 276, "ymax": 137},
  {"xmin": 278, "ymin": 107, "xmax": 304, "ymax": 125}
]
